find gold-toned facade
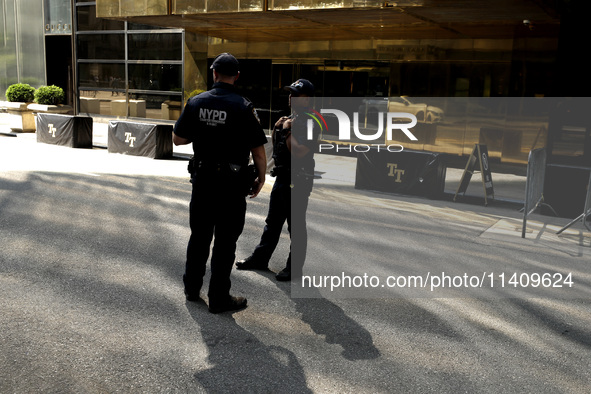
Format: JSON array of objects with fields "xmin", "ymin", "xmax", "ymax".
[
  {"xmin": 97, "ymin": 0, "xmax": 169, "ymax": 17},
  {"xmin": 90, "ymin": 0, "xmax": 579, "ymax": 167}
]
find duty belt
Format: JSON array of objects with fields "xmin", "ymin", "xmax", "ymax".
[
  {"xmin": 270, "ymin": 165, "xmax": 290, "ymax": 177},
  {"xmin": 197, "ymin": 160, "xmax": 243, "ymax": 174}
]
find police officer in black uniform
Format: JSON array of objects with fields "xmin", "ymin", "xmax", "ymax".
[
  {"xmin": 236, "ymin": 79, "xmax": 318, "ymax": 282},
  {"xmin": 173, "ymin": 53, "xmax": 267, "ymax": 313}
]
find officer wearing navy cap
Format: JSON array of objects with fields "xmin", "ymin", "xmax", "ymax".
[
  {"xmin": 236, "ymin": 78, "xmax": 319, "ymax": 282},
  {"xmin": 173, "ymin": 52, "xmax": 267, "ymax": 313}
]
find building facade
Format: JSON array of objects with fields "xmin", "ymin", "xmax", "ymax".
[
  {"xmin": 4, "ymin": 0, "xmax": 576, "ymax": 121},
  {"xmin": 1, "ymin": 0, "xmax": 589, "ymax": 215}
]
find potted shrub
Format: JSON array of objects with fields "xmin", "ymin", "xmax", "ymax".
[
  {"xmin": 3, "ymin": 83, "xmax": 36, "ymax": 132},
  {"xmin": 31, "ymin": 85, "xmax": 92, "ymax": 148},
  {"xmin": 28, "ymin": 85, "xmax": 72, "ymax": 115},
  {"xmin": 6, "ymin": 83, "xmax": 36, "ymax": 103}
]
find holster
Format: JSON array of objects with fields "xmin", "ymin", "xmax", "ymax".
[
  {"xmin": 187, "ymin": 156, "xmax": 196, "ymax": 174},
  {"xmin": 270, "ymin": 165, "xmax": 290, "ymax": 178}
]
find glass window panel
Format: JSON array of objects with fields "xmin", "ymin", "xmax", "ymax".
[
  {"xmin": 95, "ymin": 0, "xmax": 120, "ymax": 18},
  {"xmin": 174, "ymin": 0, "xmax": 206, "ymax": 13},
  {"xmin": 16, "ymin": 0, "xmax": 45, "ymax": 87},
  {"xmin": 174, "ymin": 0, "xmax": 263, "ymax": 12},
  {"xmin": 207, "ymin": 0, "xmax": 238, "ymax": 12},
  {"xmin": 128, "ymin": 33, "xmax": 183, "ymax": 60},
  {"xmin": 128, "ymin": 64, "xmax": 182, "ymax": 92},
  {"xmin": 79, "ymin": 93, "xmax": 131, "ymax": 116},
  {"xmin": 271, "ymin": 0, "xmax": 351, "ymax": 10},
  {"xmin": 44, "ymin": 0, "xmax": 72, "ymax": 35},
  {"xmin": 79, "ymin": 92, "xmax": 182, "ymax": 119},
  {"xmin": 78, "ymin": 63, "xmax": 125, "ymax": 91},
  {"xmin": 128, "ymin": 23, "xmax": 168, "ymax": 30},
  {"xmin": 127, "ymin": 93, "xmax": 184, "ymax": 120},
  {"xmin": 0, "ymin": 0, "xmax": 19, "ymax": 97},
  {"xmin": 120, "ymin": 0, "xmax": 168, "ymax": 16},
  {"xmin": 77, "ymin": 5, "xmax": 124, "ymax": 31},
  {"xmin": 77, "ymin": 34, "xmax": 125, "ymax": 59},
  {"xmin": 240, "ymin": 0, "xmax": 264, "ymax": 11}
]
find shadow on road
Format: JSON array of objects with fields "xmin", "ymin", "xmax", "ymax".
[{"xmin": 185, "ymin": 301, "xmax": 313, "ymax": 393}]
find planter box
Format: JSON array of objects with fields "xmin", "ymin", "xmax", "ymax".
[
  {"xmin": 2, "ymin": 101, "xmax": 35, "ymax": 132},
  {"xmin": 80, "ymin": 97, "xmax": 101, "ymax": 114},
  {"xmin": 161, "ymin": 100, "xmax": 182, "ymax": 120},
  {"xmin": 28, "ymin": 103, "xmax": 73, "ymax": 115},
  {"xmin": 108, "ymin": 121, "xmax": 172, "ymax": 159},
  {"xmin": 111, "ymin": 99, "xmax": 146, "ymax": 117},
  {"xmin": 36, "ymin": 113, "xmax": 93, "ymax": 148}
]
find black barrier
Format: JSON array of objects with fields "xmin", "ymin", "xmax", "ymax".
[
  {"xmin": 36, "ymin": 113, "xmax": 93, "ymax": 148},
  {"xmin": 543, "ymin": 165, "xmax": 590, "ymax": 218},
  {"xmin": 521, "ymin": 148, "xmax": 557, "ymax": 238},
  {"xmin": 108, "ymin": 121, "xmax": 173, "ymax": 159},
  {"xmin": 556, "ymin": 171, "xmax": 591, "ymax": 234},
  {"xmin": 355, "ymin": 149, "xmax": 446, "ymax": 198},
  {"xmin": 453, "ymin": 144, "xmax": 494, "ymax": 206},
  {"xmin": 586, "ymin": 173, "xmax": 591, "ymax": 232}
]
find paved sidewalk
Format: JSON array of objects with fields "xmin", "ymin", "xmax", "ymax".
[{"xmin": 2, "ymin": 115, "xmax": 590, "ymax": 393}]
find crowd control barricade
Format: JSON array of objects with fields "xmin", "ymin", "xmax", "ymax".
[
  {"xmin": 453, "ymin": 144, "xmax": 494, "ymax": 206},
  {"xmin": 521, "ymin": 148, "xmax": 557, "ymax": 238},
  {"xmin": 108, "ymin": 121, "xmax": 173, "ymax": 159},
  {"xmin": 556, "ymin": 171, "xmax": 591, "ymax": 234},
  {"xmin": 36, "ymin": 113, "xmax": 93, "ymax": 148},
  {"xmin": 355, "ymin": 148, "xmax": 446, "ymax": 198}
]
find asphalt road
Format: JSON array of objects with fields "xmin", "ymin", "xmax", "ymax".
[{"xmin": 1, "ymin": 132, "xmax": 591, "ymax": 393}]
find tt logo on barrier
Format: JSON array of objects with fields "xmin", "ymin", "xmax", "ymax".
[
  {"xmin": 48, "ymin": 124, "xmax": 57, "ymax": 137},
  {"xmin": 125, "ymin": 132, "xmax": 136, "ymax": 147},
  {"xmin": 386, "ymin": 163, "xmax": 405, "ymax": 182}
]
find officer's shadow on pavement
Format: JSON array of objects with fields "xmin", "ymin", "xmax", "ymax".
[
  {"xmin": 272, "ymin": 278, "xmax": 381, "ymax": 361},
  {"xmin": 185, "ymin": 300, "xmax": 313, "ymax": 393}
]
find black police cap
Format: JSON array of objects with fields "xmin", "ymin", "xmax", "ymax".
[
  {"xmin": 284, "ymin": 79, "xmax": 315, "ymax": 96},
  {"xmin": 210, "ymin": 53, "xmax": 239, "ymax": 76}
]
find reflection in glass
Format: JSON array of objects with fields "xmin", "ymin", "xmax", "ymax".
[
  {"xmin": 174, "ymin": 0, "xmax": 207, "ymax": 13},
  {"xmin": 78, "ymin": 91, "xmax": 181, "ymax": 120},
  {"xmin": 77, "ymin": 5, "xmax": 124, "ymax": 31},
  {"xmin": 121, "ymin": 0, "xmax": 168, "ymax": 16},
  {"xmin": 128, "ymin": 23, "xmax": 169, "ymax": 30},
  {"xmin": 96, "ymin": 0, "xmax": 169, "ymax": 17},
  {"xmin": 128, "ymin": 64, "xmax": 182, "ymax": 92},
  {"xmin": 0, "ymin": 0, "xmax": 45, "ymax": 95},
  {"xmin": 270, "ymin": 0, "xmax": 383, "ymax": 10},
  {"xmin": 128, "ymin": 33, "xmax": 183, "ymax": 61},
  {"xmin": 307, "ymin": 97, "xmax": 555, "ymax": 165},
  {"xmin": 174, "ymin": 0, "xmax": 263, "ymax": 13},
  {"xmin": 548, "ymin": 99, "xmax": 591, "ymax": 167},
  {"xmin": 15, "ymin": 0, "xmax": 46, "ymax": 87},
  {"xmin": 77, "ymin": 34, "xmax": 125, "ymax": 60},
  {"xmin": 1, "ymin": 0, "xmax": 19, "ymax": 96},
  {"xmin": 78, "ymin": 63, "xmax": 125, "ymax": 91},
  {"xmin": 130, "ymin": 93, "xmax": 184, "ymax": 120},
  {"xmin": 95, "ymin": 0, "xmax": 121, "ymax": 19}
]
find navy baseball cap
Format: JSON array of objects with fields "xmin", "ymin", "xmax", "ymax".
[
  {"xmin": 284, "ymin": 79, "xmax": 315, "ymax": 96},
  {"xmin": 210, "ymin": 53, "xmax": 239, "ymax": 76}
]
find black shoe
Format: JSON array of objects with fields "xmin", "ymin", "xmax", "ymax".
[
  {"xmin": 183, "ymin": 275, "xmax": 202, "ymax": 302},
  {"xmin": 275, "ymin": 268, "xmax": 291, "ymax": 281},
  {"xmin": 184, "ymin": 288, "xmax": 202, "ymax": 302},
  {"xmin": 236, "ymin": 256, "xmax": 268, "ymax": 271},
  {"xmin": 208, "ymin": 296, "xmax": 248, "ymax": 314}
]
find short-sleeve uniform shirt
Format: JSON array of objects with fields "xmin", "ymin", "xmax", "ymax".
[{"xmin": 174, "ymin": 82, "xmax": 267, "ymax": 167}]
